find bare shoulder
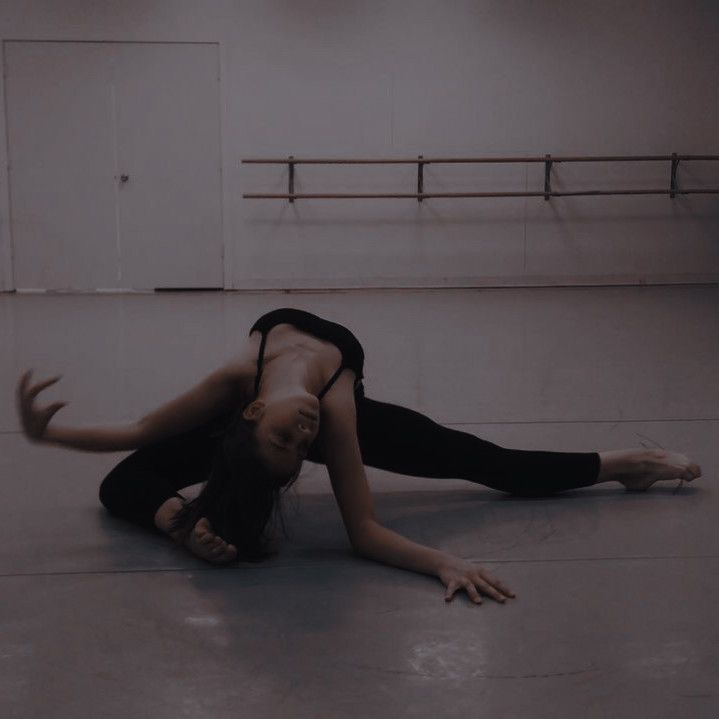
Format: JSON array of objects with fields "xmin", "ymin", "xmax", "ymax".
[{"xmin": 215, "ymin": 334, "xmax": 260, "ymax": 391}]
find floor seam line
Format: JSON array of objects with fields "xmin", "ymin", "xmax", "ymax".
[{"xmin": 1, "ymin": 553, "xmax": 717, "ymax": 579}]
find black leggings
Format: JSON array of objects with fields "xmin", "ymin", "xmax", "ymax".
[{"xmin": 98, "ymin": 394, "xmax": 601, "ymax": 533}]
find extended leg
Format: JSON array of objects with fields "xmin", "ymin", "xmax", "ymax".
[{"xmin": 348, "ymin": 396, "xmax": 601, "ymax": 496}]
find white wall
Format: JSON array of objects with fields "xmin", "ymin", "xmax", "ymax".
[{"xmin": 0, "ymin": 0, "xmax": 717, "ymax": 291}]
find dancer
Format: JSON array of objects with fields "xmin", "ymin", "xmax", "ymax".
[{"xmin": 16, "ymin": 307, "xmax": 702, "ymax": 605}]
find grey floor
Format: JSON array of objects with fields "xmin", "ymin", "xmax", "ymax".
[{"xmin": 2, "ymin": 286, "xmax": 717, "ymax": 718}]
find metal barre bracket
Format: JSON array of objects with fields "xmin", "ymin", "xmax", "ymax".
[
  {"xmin": 288, "ymin": 156, "xmax": 295, "ymax": 203},
  {"xmin": 544, "ymin": 154, "xmax": 553, "ymax": 201},
  {"xmin": 670, "ymin": 152, "xmax": 680, "ymax": 199}
]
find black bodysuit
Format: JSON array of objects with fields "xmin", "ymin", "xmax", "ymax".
[{"xmin": 99, "ymin": 307, "xmax": 602, "ymax": 533}]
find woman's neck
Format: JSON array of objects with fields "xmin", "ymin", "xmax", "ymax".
[{"xmin": 258, "ymin": 350, "xmax": 319, "ymax": 399}]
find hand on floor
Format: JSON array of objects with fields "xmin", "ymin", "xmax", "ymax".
[{"xmin": 438, "ymin": 556, "xmax": 516, "ymax": 605}]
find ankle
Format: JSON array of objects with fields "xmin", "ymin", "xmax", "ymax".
[{"xmin": 596, "ymin": 449, "xmax": 647, "ymax": 484}]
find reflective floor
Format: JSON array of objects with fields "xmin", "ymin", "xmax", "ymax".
[{"xmin": 2, "ymin": 285, "xmax": 717, "ymax": 718}]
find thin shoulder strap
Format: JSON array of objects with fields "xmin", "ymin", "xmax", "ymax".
[
  {"xmin": 317, "ymin": 364, "xmax": 345, "ymax": 400},
  {"xmin": 254, "ymin": 330, "xmax": 268, "ymax": 396}
]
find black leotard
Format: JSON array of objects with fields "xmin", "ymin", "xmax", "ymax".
[{"xmin": 249, "ymin": 307, "xmax": 365, "ymax": 399}]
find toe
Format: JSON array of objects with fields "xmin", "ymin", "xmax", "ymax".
[
  {"xmin": 210, "ymin": 543, "xmax": 236, "ymax": 564},
  {"xmin": 196, "ymin": 517, "xmax": 212, "ymax": 533}
]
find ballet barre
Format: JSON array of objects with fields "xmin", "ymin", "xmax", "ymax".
[{"xmin": 241, "ymin": 154, "xmax": 719, "ymax": 203}]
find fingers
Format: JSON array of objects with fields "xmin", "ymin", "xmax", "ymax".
[
  {"xmin": 17, "ymin": 371, "xmax": 32, "ymax": 407},
  {"xmin": 18, "ymin": 369, "xmax": 32, "ymax": 395},
  {"xmin": 445, "ymin": 579, "xmax": 484, "ymax": 604},
  {"xmin": 444, "ymin": 568, "xmax": 517, "ymax": 605},
  {"xmin": 463, "ymin": 581, "xmax": 484, "ymax": 604},
  {"xmin": 473, "ymin": 576, "xmax": 506, "ymax": 603},
  {"xmin": 444, "ymin": 580, "xmax": 461, "ymax": 602},
  {"xmin": 28, "ymin": 374, "xmax": 63, "ymax": 399},
  {"xmin": 18, "ymin": 370, "xmax": 62, "ymax": 397},
  {"xmin": 475, "ymin": 568, "xmax": 516, "ymax": 598},
  {"xmin": 445, "ymin": 580, "xmax": 485, "ymax": 605},
  {"xmin": 17, "ymin": 371, "xmax": 65, "ymax": 422},
  {"xmin": 476, "ymin": 571, "xmax": 516, "ymax": 600},
  {"xmin": 495, "ymin": 581, "xmax": 516, "ymax": 598},
  {"xmin": 45, "ymin": 402, "xmax": 68, "ymax": 419}
]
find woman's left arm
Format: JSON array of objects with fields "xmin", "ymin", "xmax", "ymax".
[
  {"xmin": 43, "ymin": 422, "xmax": 142, "ymax": 453},
  {"xmin": 16, "ymin": 369, "xmax": 145, "ymax": 452},
  {"xmin": 15, "ymin": 362, "xmax": 245, "ymax": 453}
]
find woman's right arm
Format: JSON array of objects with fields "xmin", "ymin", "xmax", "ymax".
[{"xmin": 356, "ymin": 521, "xmax": 515, "ymax": 604}]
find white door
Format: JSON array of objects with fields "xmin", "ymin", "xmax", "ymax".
[{"xmin": 4, "ymin": 41, "xmax": 223, "ymax": 290}]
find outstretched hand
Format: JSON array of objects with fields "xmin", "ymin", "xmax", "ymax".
[
  {"xmin": 438, "ymin": 556, "xmax": 516, "ymax": 605},
  {"xmin": 16, "ymin": 369, "xmax": 68, "ymax": 443}
]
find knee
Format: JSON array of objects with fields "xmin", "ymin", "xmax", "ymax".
[
  {"xmin": 98, "ymin": 470, "xmax": 119, "ymax": 512},
  {"xmin": 98, "ymin": 450, "xmax": 147, "ymax": 513},
  {"xmin": 98, "ymin": 465, "xmax": 137, "ymax": 514}
]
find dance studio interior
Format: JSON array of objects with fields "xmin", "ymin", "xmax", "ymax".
[{"xmin": 1, "ymin": 2, "xmax": 717, "ymax": 717}]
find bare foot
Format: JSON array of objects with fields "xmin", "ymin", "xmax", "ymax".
[
  {"xmin": 154, "ymin": 498, "xmax": 238, "ymax": 564},
  {"xmin": 619, "ymin": 449, "xmax": 703, "ymax": 492},
  {"xmin": 182, "ymin": 517, "xmax": 238, "ymax": 565}
]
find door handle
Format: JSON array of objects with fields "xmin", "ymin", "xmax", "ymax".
[{"xmin": 117, "ymin": 174, "xmax": 129, "ymax": 183}]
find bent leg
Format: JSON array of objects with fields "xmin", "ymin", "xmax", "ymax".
[
  {"xmin": 347, "ymin": 396, "xmax": 600, "ymax": 496},
  {"xmin": 99, "ymin": 420, "xmax": 222, "ymax": 532}
]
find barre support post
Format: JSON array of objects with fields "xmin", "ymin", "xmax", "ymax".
[
  {"xmin": 670, "ymin": 152, "xmax": 679, "ymax": 199},
  {"xmin": 544, "ymin": 154, "xmax": 553, "ymax": 201},
  {"xmin": 288, "ymin": 155, "xmax": 295, "ymax": 203}
]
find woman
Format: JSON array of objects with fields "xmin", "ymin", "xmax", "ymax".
[{"xmin": 16, "ymin": 307, "xmax": 702, "ymax": 606}]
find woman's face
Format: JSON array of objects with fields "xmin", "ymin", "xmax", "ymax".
[{"xmin": 244, "ymin": 393, "xmax": 320, "ymax": 477}]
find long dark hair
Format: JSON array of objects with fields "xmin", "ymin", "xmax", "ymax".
[{"xmin": 167, "ymin": 399, "xmax": 301, "ymax": 562}]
